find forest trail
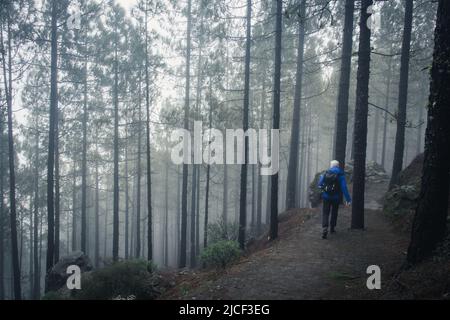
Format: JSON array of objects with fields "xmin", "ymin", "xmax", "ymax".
[{"xmin": 164, "ymin": 180, "xmax": 410, "ymax": 300}]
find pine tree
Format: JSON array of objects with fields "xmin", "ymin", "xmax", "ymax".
[
  {"xmin": 351, "ymin": 0, "xmax": 373, "ymax": 230},
  {"xmin": 390, "ymin": 0, "xmax": 414, "ymax": 188}
]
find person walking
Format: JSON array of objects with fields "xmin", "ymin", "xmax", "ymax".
[{"xmin": 318, "ymin": 160, "xmax": 351, "ymax": 239}]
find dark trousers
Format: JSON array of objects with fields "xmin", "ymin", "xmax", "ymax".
[{"xmin": 322, "ymin": 199, "xmax": 339, "ymax": 233}]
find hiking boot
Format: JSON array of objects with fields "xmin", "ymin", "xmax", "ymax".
[{"xmin": 322, "ymin": 232, "xmax": 328, "ymax": 239}]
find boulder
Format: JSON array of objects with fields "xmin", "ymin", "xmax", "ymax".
[
  {"xmin": 383, "ymin": 154, "xmax": 423, "ymax": 218},
  {"xmin": 46, "ymin": 251, "xmax": 93, "ymax": 292},
  {"xmin": 383, "ymin": 184, "xmax": 420, "ymax": 217},
  {"xmin": 383, "ymin": 153, "xmax": 450, "ymax": 219}
]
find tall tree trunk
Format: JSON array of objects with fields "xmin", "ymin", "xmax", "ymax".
[
  {"xmin": 204, "ymin": 165, "xmax": 210, "ymax": 249},
  {"xmin": 416, "ymin": 81, "xmax": 425, "ymax": 156},
  {"xmin": 270, "ymin": 0, "xmax": 282, "ymax": 241},
  {"xmin": 195, "ymin": 168, "xmax": 200, "ymax": 257},
  {"xmin": 112, "ymin": 37, "xmax": 119, "ymax": 262},
  {"xmin": 204, "ymin": 86, "xmax": 212, "ymax": 249},
  {"xmin": 19, "ymin": 211, "xmax": 23, "ymax": 274},
  {"xmin": 190, "ymin": 165, "xmax": 197, "ymax": 267},
  {"xmin": 179, "ymin": 0, "xmax": 192, "ymax": 268},
  {"xmin": 1, "ymin": 10, "xmax": 21, "ymax": 299},
  {"xmin": 390, "ymin": 0, "xmax": 414, "ymax": 188},
  {"xmin": 164, "ymin": 158, "xmax": 169, "ymax": 267},
  {"xmin": 306, "ymin": 106, "xmax": 312, "ymax": 200},
  {"xmin": 191, "ymin": 24, "xmax": 204, "ymax": 264},
  {"xmin": 334, "ymin": 0, "xmax": 355, "ymax": 166},
  {"xmin": 81, "ymin": 59, "xmax": 88, "ymax": 254},
  {"xmin": 176, "ymin": 166, "xmax": 181, "ymax": 266},
  {"xmin": 416, "ymin": 104, "xmax": 424, "ymax": 156},
  {"xmin": 38, "ymin": 212, "xmax": 43, "ymax": 295},
  {"xmin": 94, "ymin": 139, "xmax": 99, "ymax": 268},
  {"xmin": 144, "ymin": 3, "xmax": 153, "ymax": 262},
  {"xmin": 256, "ymin": 74, "xmax": 266, "ymax": 235},
  {"xmin": 223, "ymin": 159, "xmax": 228, "ymax": 226},
  {"xmin": 371, "ymin": 109, "xmax": 380, "ymax": 163},
  {"xmin": 286, "ymin": 0, "xmax": 306, "ymax": 209},
  {"xmin": 45, "ymin": 0, "xmax": 59, "ymax": 291},
  {"xmin": 54, "ymin": 103, "xmax": 60, "ymax": 263},
  {"xmin": 239, "ymin": 0, "xmax": 252, "ymax": 249},
  {"xmin": 381, "ymin": 52, "xmax": 392, "ymax": 169},
  {"xmin": 351, "ymin": 0, "xmax": 373, "ymax": 229},
  {"xmin": 136, "ymin": 75, "xmax": 142, "ymax": 259},
  {"xmin": 406, "ymin": 0, "xmax": 450, "ymax": 264},
  {"xmin": 296, "ymin": 114, "xmax": 306, "ymax": 207},
  {"xmin": 103, "ymin": 187, "xmax": 109, "ymax": 259},
  {"xmin": 33, "ymin": 120, "xmax": 40, "ymax": 299},
  {"xmin": 71, "ymin": 162, "xmax": 77, "ymax": 251},
  {"xmin": 124, "ymin": 121, "xmax": 130, "ymax": 260},
  {"xmin": 265, "ymin": 175, "xmax": 271, "ymax": 226},
  {"xmin": 251, "ymin": 163, "xmax": 256, "ymax": 228},
  {"xmin": 0, "ymin": 98, "xmax": 5, "ymax": 300},
  {"xmin": 29, "ymin": 197, "xmax": 33, "ymax": 298},
  {"xmin": 315, "ymin": 118, "xmax": 320, "ymax": 173}
]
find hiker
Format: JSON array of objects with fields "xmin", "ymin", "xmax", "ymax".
[{"xmin": 318, "ymin": 160, "xmax": 351, "ymax": 239}]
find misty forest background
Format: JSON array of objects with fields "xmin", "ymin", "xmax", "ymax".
[{"xmin": 0, "ymin": 0, "xmax": 445, "ymax": 300}]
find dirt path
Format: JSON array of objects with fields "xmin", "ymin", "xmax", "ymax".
[{"xmin": 164, "ymin": 180, "xmax": 410, "ymax": 300}]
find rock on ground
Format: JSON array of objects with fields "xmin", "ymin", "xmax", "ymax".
[{"xmin": 46, "ymin": 251, "xmax": 93, "ymax": 292}]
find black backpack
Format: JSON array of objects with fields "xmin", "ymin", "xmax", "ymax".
[{"xmin": 322, "ymin": 171, "xmax": 340, "ymax": 195}]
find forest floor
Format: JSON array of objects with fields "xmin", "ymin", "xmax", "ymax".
[{"xmin": 161, "ymin": 179, "xmax": 417, "ymax": 300}]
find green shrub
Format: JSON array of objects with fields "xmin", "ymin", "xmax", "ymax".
[
  {"xmin": 207, "ymin": 220, "xmax": 239, "ymax": 244},
  {"xmin": 201, "ymin": 240, "xmax": 241, "ymax": 269},
  {"xmin": 71, "ymin": 260, "xmax": 158, "ymax": 300}
]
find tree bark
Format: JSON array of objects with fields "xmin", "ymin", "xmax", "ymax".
[
  {"xmin": 136, "ymin": 73, "xmax": 142, "ymax": 259},
  {"xmin": 45, "ymin": 0, "xmax": 59, "ymax": 290},
  {"xmin": 54, "ymin": 98, "xmax": 60, "ymax": 263},
  {"xmin": 256, "ymin": 73, "xmax": 266, "ymax": 235},
  {"xmin": 1, "ymin": 7, "xmax": 21, "ymax": 299},
  {"xmin": 144, "ymin": 3, "xmax": 153, "ymax": 262},
  {"xmin": 390, "ymin": 0, "xmax": 414, "ymax": 188},
  {"xmin": 238, "ymin": 0, "xmax": 252, "ymax": 249},
  {"xmin": 190, "ymin": 165, "xmax": 197, "ymax": 267},
  {"xmin": 406, "ymin": 0, "xmax": 450, "ymax": 264},
  {"xmin": 164, "ymin": 158, "xmax": 169, "ymax": 267},
  {"xmin": 124, "ymin": 117, "xmax": 130, "ymax": 260},
  {"xmin": 381, "ymin": 52, "xmax": 392, "ymax": 169},
  {"xmin": 270, "ymin": 0, "xmax": 282, "ymax": 240},
  {"xmin": 29, "ymin": 197, "xmax": 33, "ymax": 298},
  {"xmin": 286, "ymin": 0, "xmax": 306, "ymax": 209},
  {"xmin": 112, "ymin": 34, "xmax": 119, "ymax": 262},
  {"xmin": 94, "ymin": 138, "xmax": 99, "ymax": 268},
  {"xmin": 204, "ymin": 86, "xmax": 212, "ymax": 249},
  {"xmin": 371, "ymin": 108, "xmax": 380, "ymax": 162},
  {"xmin": 0, "ymin": 92, "xmax": 5, "ymax": 300},
  {"xmin": 351, "ymin": 0, "xmax": 373, "ymax": 230},
  {"xmin": 334, "ymin": 0, "xmax": 355, "ymax": 166},
  {"xmin": 81, "ymin": 58, "xmax": 88, "ymax": 254},
  {"xmin": 179, "ymin": 0, "xmax": 192, "ymax": 268},
  {"xmin": 33, "ymin": 118, "xmax": 40, "ymax": 299}
]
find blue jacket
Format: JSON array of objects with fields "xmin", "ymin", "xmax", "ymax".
[{"xmin": 318, "ymin": 167, "xmax": 351, "ymax": 203}]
